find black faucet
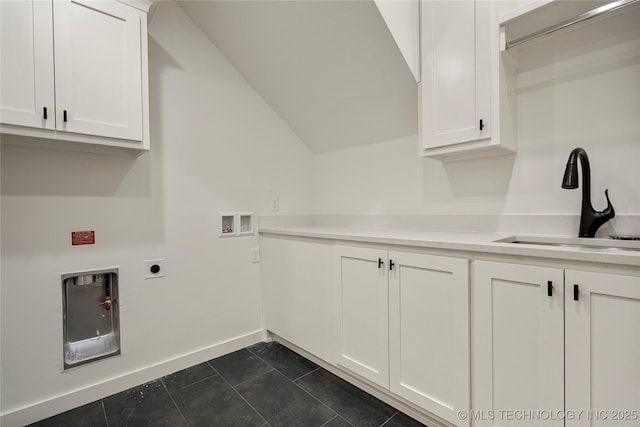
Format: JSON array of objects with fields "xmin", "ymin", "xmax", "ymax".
[{"xmin": 561, "ymin": 147, "xmax": 615, "ymax": 237}]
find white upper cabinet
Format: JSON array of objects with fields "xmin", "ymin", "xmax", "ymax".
[
  {"xmin": 0, "ymin": 0, "xmax": 55, "ymax": 130},
  {"xmin": 420, "ymin": 0, "xmax": 517, "ymax": 161},
  {"xmin": 53, "ymin": 0, "xmax": 143, "ymax": 141},
  {"xmin": 421, "ymin": 0, "xmax": 487, "ymax": 148},
  {"xmin": 0, "ymin": 0, "xmax": 150, "ymax": 152}
]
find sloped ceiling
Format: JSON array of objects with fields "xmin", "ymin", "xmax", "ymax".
[{"xmin": 178, "ymin": 0, "xmax": 418, "ymax": 153}]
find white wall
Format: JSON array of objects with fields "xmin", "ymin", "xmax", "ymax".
[
  {"xmin": 1, "ymin": 1, "xmax": 639, "ymax": 423},
  {"xmin": 315, "ymin": 7, "xmax": 640, "ymax": 234},
  {"xmin": 0, "ymin": 2, "xmax": 314, "ymax": 423}
]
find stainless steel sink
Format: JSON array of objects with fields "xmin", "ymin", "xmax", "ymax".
[{"xmin": 494, "ymin": 236, "xmax": 640, "ymax": 252}]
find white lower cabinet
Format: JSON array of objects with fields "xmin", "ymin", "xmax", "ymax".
[
  {"xmin": 334, "ymin": 246, "xmax": 390, "ymax": 387},
  {"xmin": 335, "ymin": 245, "xmax": 470, "ymax": 426},
  {"xmin": 474, "ymin": 261, "xmax": 640, "ymax": 427},
  {"xmin": 262, "ymin": 237, "xmax": 639, "ymax": 427},
  {"xmin": 565, "ymin": 270, "xmax": 640, "ymax": 427},
  {"xmin": 261, "ymin": 235, "xmax": 334, "ymax": 363},
  {"xmin": 388, "ymin": 251, "xmax": 470, "ymax": 426},
  {"xmin": 473, "ymin": 261, "xmax": 565, "ymax": 426}
]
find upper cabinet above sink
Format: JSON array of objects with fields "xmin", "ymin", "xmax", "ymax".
[
  {"xmin": 419, "ymin": 0, "xmax": 518, "ymax": 161},
  {"xmin": 418, "ymin": 0, "xmax": 639, "ymax": 162}
]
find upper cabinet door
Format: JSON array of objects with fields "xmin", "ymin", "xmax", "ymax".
[
  {"xmin": 53, "ymin": 0, "xmax": 143, "ymax": 141},
  {"xmin": 0, "ymin": 0, "xmax": 55, "ymax": 130},
  {"xmin": 421, "ymin": 0, "xmax": 490, "ymax": 149}
]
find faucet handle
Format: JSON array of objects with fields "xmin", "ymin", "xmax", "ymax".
[{"xmin": 602, "ymin": 189, "xmax": 615, "ymax": 218}]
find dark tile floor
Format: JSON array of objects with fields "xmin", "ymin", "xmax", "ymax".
[{"xmin": 30, "ymin": 341, "xmax": 427, "ymax": 427}]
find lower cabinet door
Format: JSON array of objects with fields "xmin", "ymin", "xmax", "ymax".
[
  {"xmin": 389, "ymin": 251, "xmax": 470, "ymax": 426},
  {"xmin": 473, "ymin": 261, "xmax": 564, "ymax": 427},
  {"xmin": 565, "ymin": 270, "xmax": 640, "ymax": 427},
  {"xmin": 335, "ymin": 245, "xmax": 389, "ymax": 388}
]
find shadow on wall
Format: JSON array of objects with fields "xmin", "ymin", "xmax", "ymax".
[
  {"xmin": 148, "ymin": 35, "xmax": 183, "ymax": 76},
  {"xmin": 0, "ymin": 34, "xmax": 180, "ymax": 199},
  {"xmin": 515, "ymin": 4, "xmax": 640, "ymax": 95},
  {"xmin": 0, "ymin": 18, "xmax": 186, "ymax": 200},
  {"xmin": 421, "ymin": 153, "xmax": 517, "ymax": 209},
  {"xmin": 0, "ymin": 139, "xmax": 150, "ymax": 198}
]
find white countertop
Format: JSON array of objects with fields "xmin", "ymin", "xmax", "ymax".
[{"xmin": 259, "ymin": 225, "xmax": 640, "ymax": 267}]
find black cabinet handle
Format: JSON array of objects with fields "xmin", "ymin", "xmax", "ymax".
[
  {"xmin": 479, "ymin": 119, "xmax": 485, "ymax": 130},
  {"xmin": 547, "ymin": 281, "xmax": 553, "ymax": 296},
  {"xmin": 389, "ymin": 260, "xmax": 395, "ymax": 271},
  {"xmin": 63, "ymin": 110, "xmax": 68, "ymax": 122},
  {"xmin": 378, "ymin": 258, "xmax": 383, "ymax": 269},
  {"xmin": 573, "ymin": 284, "xmax": 579, "ymax": 301},
  {"xmin": 43, "ymin": 107, "xmax": 48, "ymax": 120}
]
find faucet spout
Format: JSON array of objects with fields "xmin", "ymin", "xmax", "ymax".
[{"xmin": 562, "ymin": 148, "xmax": 615, "ymax": 237}]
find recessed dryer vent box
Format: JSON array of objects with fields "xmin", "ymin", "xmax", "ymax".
[{"xmin": 62, "ymin": 268, "xmax": 120, "ymax": 369}]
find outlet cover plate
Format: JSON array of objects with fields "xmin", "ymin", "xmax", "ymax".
[
  {"xmin": 145, "ymin": 259, "xmax": 165, "ymax": 279},
  {"xmin": 250, "ymin": 247, "xmax": 260, "ymax": 263}
]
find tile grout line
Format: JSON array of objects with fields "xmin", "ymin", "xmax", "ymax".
[
  {"xmin": 209, "ymin": 360, "xmax": 271, "ymax": 426},
  {"xmin": 213, "ymin": 360, "xmax": 276, "ymax": 390},
  {"xmin": 162, "ymin": 372, "xmax": 219, "ymax": 394},
  {"xmin": 241, "ymin": 368, "xmax": 340, "ymax": 426},
  {"xmin": 161, "ymin": 381, "xmax": 192, "ymax": 427},
  {"xmin": 319, "ymin": 414, "xmax": 340, "ymax": 427},
  {"xmin": 292, "ymin": 366, "xmax": 321, "ymax": 382},
  {"xmin": 378, "ymin": 411, "xmax": 399, "ymax": 427},
  {"xmin": 293, "ymin": 367, "xmax": 400, "ymax": 427},
  {"xmin": 101, "ymin": 399, "xmax": 109, "ymax": 427},
  {"xmin": 244, "ymin": 345, "xmax": 343, "ymax": 424},
  {"xmin": 321, "ymin": 414, "xmax": 357, "ymax": 427},
  {"xmin": 250, "ymin": 344, "xmax": 416, "ymax": 427},
  {"xmin": 246, "ymin": 345, "xmax": 319, "ymax": 386}
]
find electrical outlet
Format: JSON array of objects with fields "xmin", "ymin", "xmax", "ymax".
[
  {"xmin": 250, "ymin": 247, "xmax": 260, "ymax": 263},
  {"xmin": 145, "ymin": 259, "xmax": 165, "ymax": 279},
  {"xmin": 271, "ymin": 194, "xmax": 279, "ymax": 212}
]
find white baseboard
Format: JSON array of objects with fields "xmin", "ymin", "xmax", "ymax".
[{"xmin": 1, "ymin": 330, "xmax": 264, "ymax": 427}]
